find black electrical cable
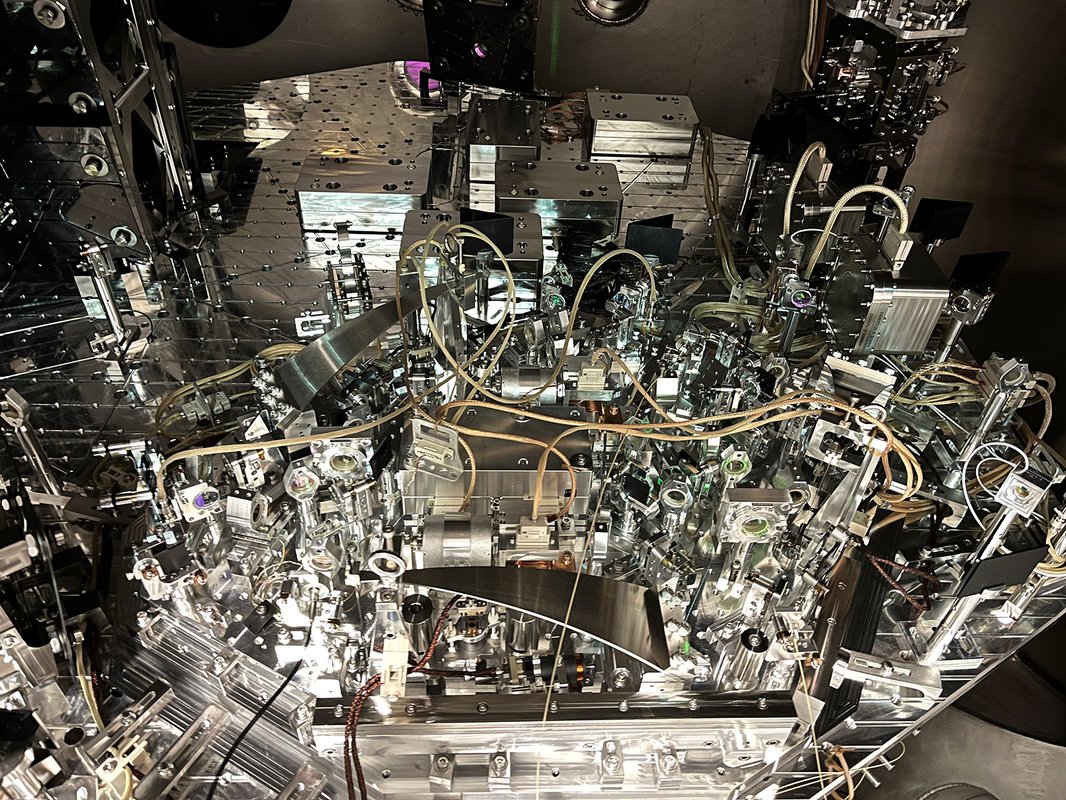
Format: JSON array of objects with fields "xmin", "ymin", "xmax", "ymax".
[
  {"xmin": 120, "ymin": 308, "xmax": 156, "ymax": 340},
  {"xmin": 204, "ymin": 655, "xmax": 304, "ymax": 800}
]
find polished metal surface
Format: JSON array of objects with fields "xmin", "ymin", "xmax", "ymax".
[
  {"xmin": 313, "ymin": 696, "xmax": 795, "ymax": 800},
  {"xmin": 586, "ymin": 90, "xmax": 699, "ymax": 159},
  {"xmin": 1, "ymin": 64, "xmax": 746, "ymax": 462},
  {"xmin": 400, "ymin": 210, "xmax": 545, "ymax": 278},
  {"xmin": 403, "ymin": 566, "xmax": 672, "ymax": 669},
  {"xmin": 467, "ymin": 96, "xmax": 541, "ymax": 184},
  {"xmin": 855, "ymin": 707, "xmax": 1050, "ymax": 800},
  {"xmin": 274, "ymin": 285, "xmax": 446, "ymax": 411},
  {"xmin": 495, "ymin": 160, "xmax": 624, "ymax": 233},
  {"xmin": 5, "ymin": 4, "xmax": 1066, "ymax": 800},
  {"xmin": 296, "ymin": 151, "xmax": 432, "ymax": 232}
]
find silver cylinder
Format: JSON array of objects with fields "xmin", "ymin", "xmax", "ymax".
[
  {"xmin": 421, "ymin": 515, "xmax": 494, "ymax": 566},
  {"xmin": 934, "ymin": 318, "xmax": 965, "ymax": 364},
  {"xmin": 506, "ymin": 612, "xmax": 543, "ymax": 654},
  {"xmin": 956, "ymin": 364, "xmax": 1029, "ymax": 467},
  {"xmin": 920, "ymin": 593, "xmax": 983, "ymax": 665},
  {"xmin": 455, "ymin": 610, "xmax": 490, "ymax": 659},
  {"xmin": 500, "ymin": 367, "xmax": 561, "ymax": 405},
  {"xmin": 402, "ymin": 594, "xmax": 435, "ymax": 655}
]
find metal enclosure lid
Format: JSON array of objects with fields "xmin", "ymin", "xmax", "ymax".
[
  {"xmin": 295, "ymin": 150, "xmax": 431, "ymax": 231},
  {"xmin": 495, "ymin": 160, "xmax": 623, "ymax": 231},
  {"xmin": 586, "ymin": 90, "xmax": 699, "ymax": 159}
]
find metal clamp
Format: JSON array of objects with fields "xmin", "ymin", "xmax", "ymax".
[{"xmin": 830, "ymin": 649, "xmax": 942, "ymax": 700}]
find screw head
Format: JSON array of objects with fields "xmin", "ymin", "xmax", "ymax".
[{"xmin": 435, "ymin": 755, "xmax": 451, "ymax": 771}]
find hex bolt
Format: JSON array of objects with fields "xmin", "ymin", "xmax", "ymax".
[{"xmin": 82, "ymin": 156, "xmax": 105, "ymax": 176}]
